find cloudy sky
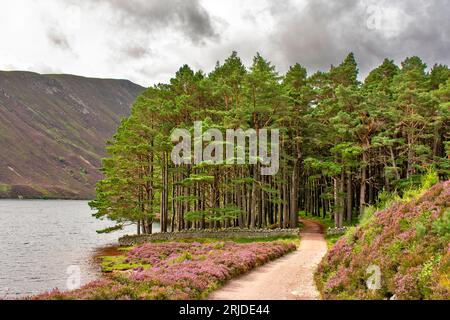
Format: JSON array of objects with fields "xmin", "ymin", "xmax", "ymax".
[{"xmin": 0, "ymin": 0, "xmax": 448, "ymax": 87}]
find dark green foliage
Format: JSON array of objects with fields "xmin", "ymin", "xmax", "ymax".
[{"xmin": 91, "ymin": 53, "xmax": 449, "ymax": 233}]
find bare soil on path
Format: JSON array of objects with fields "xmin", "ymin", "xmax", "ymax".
[{"xmin": 208, "ymin": 219, "xmax": 327, "ymax": 300}]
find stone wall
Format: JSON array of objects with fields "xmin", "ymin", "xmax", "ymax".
[
  {"xmin": 119, "ymin": 228, "xmax": 300, "ymax": 246},
  {"xmin": 326, "ymin": 227, "xmax": 348, "ymax": 236}
]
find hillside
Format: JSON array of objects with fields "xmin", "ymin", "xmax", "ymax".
[
  {"xmin": 0, "ymin": 71, "xmax": 144, "ymax": 199},
  {"xmin": 315, "ymin": 180, "xmax": 450, "ymax": 300}
]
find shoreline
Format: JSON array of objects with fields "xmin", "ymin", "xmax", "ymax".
[{"xmin": 32, "ymin": 240, "xmax": 298, "ymax": 300}]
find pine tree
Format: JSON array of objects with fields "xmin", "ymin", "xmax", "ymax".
[{"xmin": 90, "ymin": 52, "xmax": 449, "ymax": 232}]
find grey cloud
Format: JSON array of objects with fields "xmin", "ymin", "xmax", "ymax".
[
  {"xmin": 16, "ymin": 0, "xmax": 448, "ymax": 87},
  {"xmin": 47, "ymin": 28, "xmax": 71, "ymax": 50},
  {"xmin": 94, "ymin": 0, "xmax": 218, "ymax": 44},
  {"xmin": 121, "ymin": 44, "xmax": 152, "ymax": 59},
  {"xmin": 268, "ymin": 0, "xmax": 450, "ymax": 77}
]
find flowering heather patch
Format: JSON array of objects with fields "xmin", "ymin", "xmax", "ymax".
[
  {"xmin": 32, "ymin": 241, "xmax": 296, "ymax": 300},
  {"xmin": 315, "ymin": 180, "xmax": 450, "ymax": 300}
]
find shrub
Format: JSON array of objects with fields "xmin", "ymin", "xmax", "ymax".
[
  {"xmin": 315, "ymin": 180, "xmax": 450, "ymax": 300},
  {"xmin": 32, "ymin": 241, "xmax": 296, "ymax": 300}
]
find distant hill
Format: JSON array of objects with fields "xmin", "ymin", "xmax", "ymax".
[{"xmin": 0, "ymin": 71, "xmax": 144, "ymax": 199}]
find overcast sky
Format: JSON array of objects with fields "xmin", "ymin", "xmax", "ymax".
[{"xmin": 0, "ymin": 0, "xmax": 448, "ymax": 87}]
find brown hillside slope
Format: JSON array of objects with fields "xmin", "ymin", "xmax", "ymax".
[{"xmin": 0, "ymin": 71, "xmax": 144, "ymax": 199}]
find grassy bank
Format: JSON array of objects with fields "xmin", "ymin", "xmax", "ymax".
[
  {"xmin": 32, "ymin": 239, "xmax": 297, "ymax": 300},
  {"xmin": 314, "ymin": 179, "xmax": 450, "ymax": 300}
]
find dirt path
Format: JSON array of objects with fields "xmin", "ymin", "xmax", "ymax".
[{"xmin": 208, "ymin": 220, "xmax": 327, "ymax": 300}]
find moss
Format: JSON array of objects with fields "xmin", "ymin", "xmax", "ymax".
[
  {"xmin": 170, "ymin": 251, "xmax": 192, "ymax": 264},
  {"xmin": 326, "ymin": 234, "xmax": 342, "ymax": 247},
  {"xmin": 101, "ymin": 255, "xmax": 146, "ymax": 272}
]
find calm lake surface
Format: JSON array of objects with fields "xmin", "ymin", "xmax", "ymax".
[{"xmin": 0, "ymin": 200, "xmax": 159, "ymax": 298}]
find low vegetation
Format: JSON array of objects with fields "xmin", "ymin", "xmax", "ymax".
[
  {"xmin": 0, "ymin": 184, "xmax": 11, "ymax": 193},
  {"xmin": 315, "ymin": 178, "xmax": 450, "ymax": 300},
  {"xmin": 32, "ymin": 240, "xmax": 296, "ymax": 300}
]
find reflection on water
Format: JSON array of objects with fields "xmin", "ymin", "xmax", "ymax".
[{"xmin": 0, "ymin": 200, "xmax": 159, "ymax": 298}]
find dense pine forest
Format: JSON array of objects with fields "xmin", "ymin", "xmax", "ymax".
[{"xmin": 90, "ymin": 52, "xmax": 450, "ymax": 234}]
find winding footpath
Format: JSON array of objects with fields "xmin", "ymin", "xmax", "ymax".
[{"xmin": 209, "ymin": 219, "xmax": 327, "ymax": 300}]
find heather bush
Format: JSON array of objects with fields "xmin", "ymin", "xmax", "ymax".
[
  {"xmin": 315, "ymin": 180, "xmax": 450, "ymax": 300},
  {"xmin": 32, "ymin": 241, "xmax": 296, "ymax": 300}
]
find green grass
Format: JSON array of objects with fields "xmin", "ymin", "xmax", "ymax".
[
  {"xmin": 0, "ymin": 184, "xmax": 11, "ymax": 193},
  {"xmin": 101, "ymin": 255, "xmax": 147, "ymax": 273},
  {"xmin": 325, "ymin": 234, "xmax": 343, "ymax": 246},
  {"xmin": 169, "ymin": 251, "xmax": 193, "ymax": 264},
  {"xmin": 79, "ymin": 167, "xmax": 88, "ymax": 182},
  {"xmin": 118, "ymin": 246, "xmax": 134, "ymax": 252},
  {"xmin": 231, "ymin": 235, "xmax": 299, "ymax": 244}
]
